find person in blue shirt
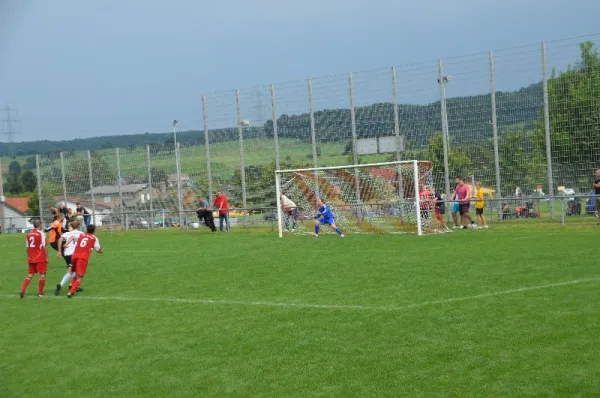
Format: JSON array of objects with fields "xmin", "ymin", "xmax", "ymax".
[{"xmin": 314, "ymin": 199, "xmax": 344, "ymax": 238}]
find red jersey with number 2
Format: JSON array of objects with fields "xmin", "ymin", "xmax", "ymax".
[
  {"xmin": 72, "ymin": 233, "xmax": 101, "ymax": 261},
  {"xmin": 26, "ymin": 229, "xmax": 47, "ymax": 264}
]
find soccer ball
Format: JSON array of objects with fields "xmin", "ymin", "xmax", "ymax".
[
  {"xmin": 190, "ymin": 222, "xmax": 200, "ymax": 230},
  {"xmin": 240, "ymin": 120, "xmax": 250, "ymax": 127}
]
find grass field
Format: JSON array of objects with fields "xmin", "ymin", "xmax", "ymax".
[{"xmin": 1, "ymin": 225, "xmax": 599, "ymax": 396}]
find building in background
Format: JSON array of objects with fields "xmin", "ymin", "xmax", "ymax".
[{"xmin": 4, "ymin": 197, "xmax": 33, "ymax": 232}]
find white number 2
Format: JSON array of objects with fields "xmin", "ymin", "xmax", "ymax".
[
  {"xmin": 79, "ymin": 237, "xmax": 89, "ymax": 248},
  {"xmin": 28, "ymin": 236, "xmax": 35, "ymax": 247}
]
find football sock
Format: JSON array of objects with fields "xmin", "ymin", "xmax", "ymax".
[
  {"xmin": 69, "ymin": 279, "xmax": 81, "ymax": 295},
  {"xmin": 21, "ymin": 277, "xmax": 32, "ymax": 293},
  {"xmin": 315, "ymin": 225, "xmax": 320, "ymax": 235},
  {"xmin": 38, "ymin": 275, "xmax": 46, "ymax": 295},
  {"xmin": 335, "ymin": 227, "xmax": 343, "ymax": 235},
  {"xmin": 60, "ymin": 272, "xmax": 73, "ymax": 287}
]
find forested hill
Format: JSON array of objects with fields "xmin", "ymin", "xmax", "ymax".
[{"xmin": 0, "ymin": 82, "xmax": 542, "ymax": 157}]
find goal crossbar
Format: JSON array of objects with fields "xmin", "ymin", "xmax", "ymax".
[{"xmin": 275, "ymin": 160, "xmax": 418, "ymax": 175}]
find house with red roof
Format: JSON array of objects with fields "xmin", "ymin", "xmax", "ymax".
[{"xmin": 3, "ymin": 197, "xmax": 33, "ymax": 232}]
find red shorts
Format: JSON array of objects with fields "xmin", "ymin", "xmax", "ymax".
[
  {"xmin": 28, "ymin": 262, "xmax": 48, "ymax": 274},
  {"xmin": 72, "ymin": 258, "xmax": 89, "ymax": 276}
]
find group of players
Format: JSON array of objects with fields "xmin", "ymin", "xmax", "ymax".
[
  {"xmin": 280, "ymin": 194, "xmax": 344, "ymax": 237},
  {"xmin": 21, "ymin": 211, "xmax": 103, "ymax": 299},
  {"xmin": 419, "ymin": 177, "xmax": 489, "ymax": 230}
]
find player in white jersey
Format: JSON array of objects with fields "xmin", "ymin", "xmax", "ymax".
[
  {"xmin": 55, "ymin": 220, "xmax": 84, "ymax": 295},
  {"xmin": 280, "ymin": 194, "xmax": 298, "ymax": 232}
]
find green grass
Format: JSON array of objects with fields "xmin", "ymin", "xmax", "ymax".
[{"xmin": 1, "ymin": 225, "xmax": 600, "ymax": 396}]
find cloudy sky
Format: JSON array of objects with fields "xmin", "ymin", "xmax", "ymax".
[{"xmin": 0, "ymin": 0, "xmax": 598, "ymax": 140}]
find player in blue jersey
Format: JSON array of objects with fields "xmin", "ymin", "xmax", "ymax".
[{"xmin": 314, "ymin": 199, "xmax": 344, "ymax": 238}]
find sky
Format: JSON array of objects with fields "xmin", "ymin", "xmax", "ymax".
[{"xmin": 0, "ymin": 0, "xmax": 599, "ymax": 141}]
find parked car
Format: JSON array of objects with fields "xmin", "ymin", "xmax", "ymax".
[
  {"xmin": 530, "ymin": 191, "xmax": 548, "ymax": 201},
  {"xmin": 263, "ymin": 212, "xmax": 277, "ymax": 221},
  {"xmin": 129, "ymin": 218, "xmax": 149, "ymax": 229},
  {"xmin": 558, "ymin": 188, "xmax": 577, "ymax": 201}
]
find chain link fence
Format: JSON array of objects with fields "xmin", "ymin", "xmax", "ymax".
[{"xmin": 1, "ymin": 34, "xmax": 600, "ymax": 234}]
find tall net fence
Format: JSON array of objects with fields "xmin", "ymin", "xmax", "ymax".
[
  {"xmin": 494, "ymin": 44, "xmax": 545, "ymax": 199},
  {"xmin": 202, "ymin": 90, "xmax": 243, "ymax": 211},
  {"xmin": 274, "ymin": 80, "xmax": 313, "ymax": 169},
  {"xmin": 546, "ymin": 36, "xmax": 600, "ymax": 194},
  {"xmin": 395, "ymin": 61, "xmax": 442, "ymax": 187},
  {"xmin": 2, "ymin": 34, "xmax": 600, "ymax": 233}
]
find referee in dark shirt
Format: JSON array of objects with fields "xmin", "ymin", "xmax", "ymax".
[{"xmin": 196, "ymin": 198, "xmax": 216, "ymax": 232}]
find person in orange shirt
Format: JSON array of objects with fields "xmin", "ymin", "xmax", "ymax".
[
  {"xmin": 212, "ymin": 191, "xmax": 230, "ymax": 232},
  {"xmin": 48, "ymin": 212, "xmax": 64, "ymax": 252}
]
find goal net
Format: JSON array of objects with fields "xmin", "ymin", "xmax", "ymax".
[{"xmin": 275, "ymin": 160, "xmax": 450, "ymax": 237}]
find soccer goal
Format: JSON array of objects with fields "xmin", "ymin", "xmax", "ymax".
[{"xmin": 274, "ymin": 160, "xmax": 449, "ymax": 237}]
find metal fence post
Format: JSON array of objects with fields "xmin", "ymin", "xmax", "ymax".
[
  {"xmin": 87, "ymin": 150, "xmax": 96, "ymax": 225},
  {"xmin": 0, "ymin": 158, "xmax": 6, "ymax": 234},
  {"xmin": 35, "ymin": 155, "xmax": 44, "ymax": 228},
  {"xmin": 489, "ymin": 50, "xmax": 502, "ymax": 218},
  {"xmin": 392, "ymin": 66, "xmax": 406, "ymax": 221},
  {"xmin": 308, "ymin": 78, "xmax": 319, "ymax": 201},
  {"xmin": 348, "ymin": 72, "xmax": 362, "ymax": 206},
  {"xmin": 437, "ymin": 59, "xmax": 452, "ymax": 223},
  {"xmin": 542, "ymin": 42, "xmax": 555, "ymax": 220},
  {"xmin": 115, "ymin": 148, "xmax": 124, "ymax": 230},
  {"xmin": 59, "ymin": 152, "xmax": 68, "ymax": 206},
  {"xmin": 175, "ymin": 142, "xmax": 185, "ymax": 229},
  {"xmin": 270, "ymin": 84, "xmax": 280, "ymax": 171},
  {"xmin": 146, "ymin": 144, "xmax": 153, "ymax": 229},
  {"xmin": 235, "ymin": 89, "xmax": 248, "ymax": 228},
  {"xmin": 201, "ymin": 95, "xmax": 214, "ymax": 204}
]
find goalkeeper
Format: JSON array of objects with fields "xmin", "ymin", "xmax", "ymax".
[
  {"xmin": 313, "ymin": 199, "xmax": 344, "ymax": 238},
  {"xmin": 280, "ymin": 194, "xmax": 298, "ymax": 232}
]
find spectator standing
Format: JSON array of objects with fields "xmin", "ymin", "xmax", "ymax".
[
  {"xmin": 450, "ymin": 178, "xmax": 461, "ymax": 228},
  {"xmin": 434, "ymin": 189, "xmax": 446, "ymax": 227},
  {"xmin": 419, "ymin": 185, "xmax": 434, "ymax": 228},
  {"xmin": 212, "ymin": 191, "xmax": 230, "ymax": 232},
  {"xmin": 474, "ymin": 182, "xmax": 488, "ymax": 229},
  {"xmin": 455, "ymin": 177, "xmax": 475, "ymax": 229},
  {"xmin": 76, "ymin": 202, "xmax": 91, "ymax": 228},
  {"xmin": 58, "ymin": 203, "xmax": 69, "ymax": 228},
  {"xmin": 593, "ymin": 169, "xmax": 600, "ymax": 226}
]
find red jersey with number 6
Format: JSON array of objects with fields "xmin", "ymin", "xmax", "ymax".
[
  {"xmin": 72, "ymin": 233, "xmax": 101, "ymax": 261},
  {"xmin": 26, "ymin": 229, "xmax": 47, "ymax": 264}
]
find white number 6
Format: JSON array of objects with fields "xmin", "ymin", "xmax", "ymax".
[{"xmin": 79, "ymin": 237, "xmax": 89, "ymax": 247}]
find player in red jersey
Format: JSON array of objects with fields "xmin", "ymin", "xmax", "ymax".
[
  {"xmin": 67, "ymin": 224, "xmax": 103, "ymax": 298},
  {"xmin": 20, "ymin": 219, "xmax": 48, "ymax": 298}
]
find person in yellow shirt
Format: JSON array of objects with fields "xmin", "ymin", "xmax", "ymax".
[{"xmin": 475, "ymin": 182, "xmax": 488, "ymax": 229}]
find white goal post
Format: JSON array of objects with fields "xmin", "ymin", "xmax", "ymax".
[{"xmin": 275, "ymin": 160, "xmax": 449, "ymax": 238}]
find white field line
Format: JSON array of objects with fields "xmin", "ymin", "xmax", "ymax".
[{"xmin": 1, "ymin": 277, "xmax": 599, "ymax": 311}]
